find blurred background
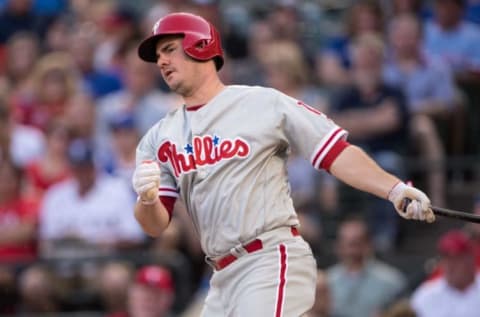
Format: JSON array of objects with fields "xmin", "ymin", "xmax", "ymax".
[{"xmin": 0, "ymin": 0, "xmax": 479, "ymax": 316}]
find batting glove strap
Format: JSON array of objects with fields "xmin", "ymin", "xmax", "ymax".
[{"xmin": 388, "ymin": 182, "xmax": 435, "ymax": 223}]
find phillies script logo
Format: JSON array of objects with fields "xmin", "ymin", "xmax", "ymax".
[{"xmin": 157, "ymin": 135, "xmax": 250, "ymax": 177}]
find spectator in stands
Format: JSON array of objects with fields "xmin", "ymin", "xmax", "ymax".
[
  {"xmin": 318, "ymin": 0, "xmax": 385, "ymax": 87},
  {"xmin": 13, "ymin": 52, "xmax": 80, "ymax": 131},
  {"xmin": 99, "ymin": 261, "xmax": 134, "ymax": 317},
  {"xmin": 127, "ymin": 265, "xmax": 176, "ymax": 317},
  {"xmin": 428, "ymin": 200, "xmax": 480, "ymax": 281},
  {"xmin": 424, "ymin": 0, "xmax": 480, "ymax": 75},
  {"xmin": 97, "ymin": 45, "xmax": 180, "ymax": 136},
  {"xmin": 0, "ymin": 100, "xmax": 45, "ymax": 168},
  {"xmin": 0, "ymin": 0, "xmax": 46, "ymax": 44},
  {"xmin": 226, "ymin": 19, "xmax": 274, "ymax": 85},
  {"xmin": 64, "ymin": 91, "xmax": 117, "ymax": 185},
  {"xmin": 384, "ymin": 14, "xmax": 458, "ymax": 205},
  {"xmin": 386, "ymin": 14, "xmax": 456, "ymax": 118},
  {"xmin": 329, "ymin": 33, "xmax": 409, "ymax": 250},
  {"xmin": 38, "ymin": 138, "xmax": 145, "ymax": 260},
  {"xmin": 24, "ymin": 119, "xmax": 71, "ymax": 199},
  {"xmin": 94, "ymin": 5, "xmax": 141, "ymax": 73},
  {"xmin": 307, "ymin": 269, "xmax": 337, "ymax": 317},
  {"xmin": 385, "ymin": 0, "xmax": 430, "ymax": 20},
  {"xmin": 103, "ymin": 113, "xmax": 138, "ymax": 195},
  {"xmin": 0, "ymin": 159, "xmax": 39, "ymax": 313},
  {"xmin": 3, "ymin": 31, "xmax": 39, "ymax": 94},
  {"xmin": 19, "ymin": 138, "xmax": 145, "ymax": 312},
  {"xmin": 327, "ymin": 218, "xmax": 407, "ymax": 317},
  {"xmin": 68, "ymin": 28, "xmax": 123, "ymax": 99},
  {"xmin": 0, "ymin": 159, "xmax": 39, "ymax": 262},
  {"xmin": 18, "ymin": 264, "xmax": 60, "ymax": 314},
  {"xmin": 64, "ymin": 92, "xmax": 96, "ymax": 141},
  {"xmin": 411, "ymin": 230, "xmax": 480, "ymax": 317},
  {"xmin": 43, "ymin": 15, "xmax": 71, "ymax": 53},
  {"xmin": 262, "ymin": 40, "xmax": 328, "ymax": 112}
]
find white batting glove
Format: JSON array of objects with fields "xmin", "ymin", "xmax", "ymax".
[
  {"xmin": 132, "ymin": 161, "xmax": 160, "ymax": 205},
  {"xmin": 388, "ymin": 182, "xmax": 435, "ymax": 223}
]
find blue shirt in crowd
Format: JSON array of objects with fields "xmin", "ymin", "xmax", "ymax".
[
  {"xmin": 383, "ymin": 54, "xmax": 456, "ymax": 113},
  {"xmin": 424, "ymin": 20, "xmax": 480, "ymax": 72}
]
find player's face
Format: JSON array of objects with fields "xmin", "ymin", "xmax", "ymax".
[{"xmin": 155, "ymin": 36, "xmax": 199, "ymax": 96}]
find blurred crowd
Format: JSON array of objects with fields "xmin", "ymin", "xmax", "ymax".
[{"xmin": 0, "ymin": 0, "xmax": 479, "ymax": 316}]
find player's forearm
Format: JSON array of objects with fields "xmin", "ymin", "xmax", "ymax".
[
  {"xmin": 134, "ymin": 200, "xmax": 170, "ymax": 237},
  {"xmin": 329, "ymin": 145, "xmax": 400, "ymax": 199}
]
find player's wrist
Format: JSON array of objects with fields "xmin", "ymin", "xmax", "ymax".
[{"xmin": 387, "ymin": 181, "xmax": 406, "ymax": 202}]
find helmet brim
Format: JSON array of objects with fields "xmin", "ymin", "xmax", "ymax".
[{"xmin": 138, "ymin": 34, "xmax": 163, "ymax": 63}]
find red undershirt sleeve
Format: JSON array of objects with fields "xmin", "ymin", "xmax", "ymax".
[{"xmin": 159, "ymin": 196, "xmax": 176, "ymax": 221}]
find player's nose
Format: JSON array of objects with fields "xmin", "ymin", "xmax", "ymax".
[{"xmin": 156, "ymin": 54, "xmax": 169, "ymax": 67}]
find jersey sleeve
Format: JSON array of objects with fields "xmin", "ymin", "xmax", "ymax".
[
  {"xmin": 136, "ymin": 127, "xmax": 180, "ymax": 199},
  {"xmin": 275, "ymin": 90, "xmax": 349, "ymax": 171}
]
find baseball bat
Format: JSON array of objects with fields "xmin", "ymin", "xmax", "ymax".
[
  {"xmin": 430, "ymin": 205, "xmax": 480, "ymax": 223},
  {"xmin": 403, "ymin": 199, "xmax": 480, "ymax": 223}
]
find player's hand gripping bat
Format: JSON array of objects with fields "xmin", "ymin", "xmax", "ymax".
[
  {"xmin": 403, "ymin": 198, "xmax": 480, "ymax": 223},
  {"xmin": 132, "ymin": 161, "xmax": 160, "ymax": 204}
]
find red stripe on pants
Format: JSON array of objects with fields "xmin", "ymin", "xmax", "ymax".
[{"xmin": 275, "ymin": 244, "xmax": 287, "ymax": 317}]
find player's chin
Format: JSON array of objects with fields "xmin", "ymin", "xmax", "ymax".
[
  {"xmin": 165, "ymin": 76, "xmax": 180, "ymax": 90},
  {"xmin": 170, "ymin": 82, "xmax": 190, "ymax": 95}
]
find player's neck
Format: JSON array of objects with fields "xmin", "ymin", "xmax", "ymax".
[{"xmin": 183, "ymin": 74, "xmax": 225, "ymax": 108}]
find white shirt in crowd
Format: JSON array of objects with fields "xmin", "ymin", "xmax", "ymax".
[
  {"xmin": 39, "ymin": 174, "xmax": 145, "ymax": 257},
  {"xmin": 411, "ymin": 273, "xmax": 480, "ymax": 317},
  {"xmin": 9, "ymin": 124, "xmax": 45, "ymax": 167}
]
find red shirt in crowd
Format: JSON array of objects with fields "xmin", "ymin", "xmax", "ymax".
[
  {"xmin": 0, "ymin": 198, "xmax": 39, "ymax": 263},
  {"xmin": 25, "ymin": 161, "xmax": 71, "ymax": 195}
]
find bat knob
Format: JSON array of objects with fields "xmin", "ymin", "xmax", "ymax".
[{"xmin": 142, "ymin": 187, "xmax": 158, "ymax": 202}]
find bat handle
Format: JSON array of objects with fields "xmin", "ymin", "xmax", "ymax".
[{"xmin": 402, "ymin": 198, "xmax": 412, "ymax": 214}]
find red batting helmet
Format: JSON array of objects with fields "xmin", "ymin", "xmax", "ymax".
[{"xmin": 138, "ymin": 12, "xmax": 224, "ymax": 70}]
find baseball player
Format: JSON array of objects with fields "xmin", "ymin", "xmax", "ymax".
[{"xmin": 132, "ymin": 12, "xmax": 435, "ymax": 316}]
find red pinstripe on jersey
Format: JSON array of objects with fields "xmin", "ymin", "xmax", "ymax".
[{"xmin": 275, "ymin": 244, "xmax": 287, "ymax": 317}]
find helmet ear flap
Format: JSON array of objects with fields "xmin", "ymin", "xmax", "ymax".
[{"xmin": 196, "ymin": 39, "xmax": 208, "ymax": 49}]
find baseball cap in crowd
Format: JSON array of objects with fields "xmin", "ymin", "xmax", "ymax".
[
  {"xmin": 135, "ymin": 265, "xmax": 174, "ymax": 293},
  {"xmin": 109, "ymin": 113, "xmax": 136, "ymax": 131},
  {"xmin": 67, "ymin": 138, "xmax": 95, "ymax": 166},
  {"xmin": 437, "ymin": 230, "xmax": 474, "ymax": 256}
]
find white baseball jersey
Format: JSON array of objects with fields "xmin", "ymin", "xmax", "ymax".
[{"xmin": 136, "ymin": 85, "xmax": 347, "ymax": 257}]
